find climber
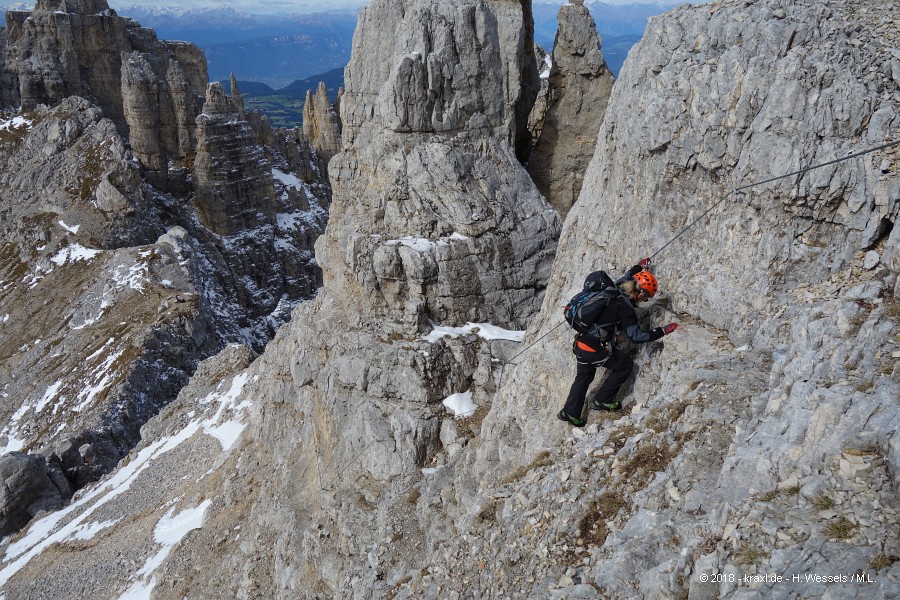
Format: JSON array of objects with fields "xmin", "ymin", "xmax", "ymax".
[{"xmin": 557, "ymin": 259, "xmax": 678, "ymax": 427}]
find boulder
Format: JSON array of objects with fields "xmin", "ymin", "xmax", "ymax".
[{"xmin": 0, "ymin": 452, "xmax": 62, "ymax": 535}]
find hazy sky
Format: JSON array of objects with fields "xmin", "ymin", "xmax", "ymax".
[
  {"xmin": 106, "ymin": 0, "xmax": 369, "ymax": 13},
  {"xmin": 105, "ymin": 0, "xmax": 678, "ymax": 16}
]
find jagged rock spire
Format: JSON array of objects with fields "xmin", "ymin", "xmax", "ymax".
[
  {"xmin": 229, "ymin": 72, "xmax": 246, "ymax": 121},
  {"xmin": 301, "ymin": 81, "xmax": 342, "ymax": 164},
  {"xmin": 193, "ymin": 83, "xmax": 276, "ymax": 235},
  {"xmin": 528, "ymin": 0, "xmax": 613, "ymax": 217}
]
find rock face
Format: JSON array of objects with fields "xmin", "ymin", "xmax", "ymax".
[
  {"xmin": 2, "ymin": 0, "xmax": 207, "ymax": 190},
  {"xmin": 0, "ymin": 452, "xmax": 64, "ymax": 535},
  {"xmin": 464, "ymin": 0, "xmax": 900, "ymax": 597},
  {"xmin": 2, "ymin": 0, "xmax": 899, "ymax": 599},
  {"xmin": 526, "ymin": 42, "xmax": 552, "ymax": 146},
  {"xmin": 528, "ymin": 0, "xmax": 614, "ymax": 217},
  {"xmin": 342, "ymin": 0, "xmax": 539, "ymax": 159},
  {"xmin": 302, "ymin": 81, "xmax": 342, "ymax": 164},
  {"xmin": 189, "ymin": 82, "xmax": 328, "ymax": 345}
]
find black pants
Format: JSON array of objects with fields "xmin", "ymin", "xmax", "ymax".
[{"xmin": 562, "ymin": 344, "xmax": 634, "ymax": 418}]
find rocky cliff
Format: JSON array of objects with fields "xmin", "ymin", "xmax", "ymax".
[
  {"xmin": 1, "ymin": 0, "xmax": 899, "ymax": 599},
  {"xmin": 0, "ymin": 0, "xmax": 329, "ymax": 539},
  {"xmin": 462, "ymin": 0, "xmax": 900, "ymax": 597}
]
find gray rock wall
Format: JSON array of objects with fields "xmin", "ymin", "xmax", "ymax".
[
  {"xmin": 113, "ymin": 0, "xmax": 560, "ymax": 596},
  {"xmin": 0, "ymin": 3, "xmax": 330, "ymax": 540},
  {"xmin": 193, "ymin": 83, "xmax": 278, "ymax": 236},
  {"xmin": 462, "ymin": 0, "xmax": 900, "ymax": 597},
  {"xmin": 342, "ymin": 0, "xmax": 539, "ymax": 158},
  {"xmin": 0, "ymin": 98, "xmax": 215, "ymax": 522}
]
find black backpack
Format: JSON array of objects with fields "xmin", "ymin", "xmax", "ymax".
[{"xmin": 563, "ymin": 271, "xmax": 621, "ymax": 340}]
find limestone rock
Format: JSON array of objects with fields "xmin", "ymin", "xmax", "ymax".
[
  {"xmin": 188, "ymin": 82, "xmax": 328, "ymax": 347},
  {"xmin": 229, "ymin": 72, "xmax": 246, "ymax": 121},
  {"xmin": 342, "ymin": 0, "xmax": 540, "ymax": 159},
  {"xmin": 528, "ymin": 1, "xmax": 614, "ymax": 216},
  {"xmin": 27, "ymin": 1, "xmax": 558, "ymax": 596},
  {"xmin": 5, "ymin": 2, "xmax": 899, "ymax": 600},
  {"xmin": 527, "ymin": 43, "xmax": 552, "ymax": 147},
  {"xmin": 302, "ymin": 81, "xmax": 341, "ymax": 164},
  {"xmin": 0, "ymin": 4, "xmax": 329, "ymax": 540}
]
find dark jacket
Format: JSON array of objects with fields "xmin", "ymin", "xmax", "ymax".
[{"xmin": 579, "ymin": 265, "xmax": 665, "ymax": 349}]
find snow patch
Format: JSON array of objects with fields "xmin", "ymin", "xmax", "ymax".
[
  {"xmin": 421, "ymin": 322, "xmax": 525, "ymax": 344},
  {"xmin": 276, "ymin": 211, "xmax": 312, "ymax": 232},
  {"xmin": 200, "ymin": 373, "xmax": 250, "ymax": 450},
  {"xmin": 0, "ymin": 372, "xmax": 252, "ymax": 582},
  {"xmin": 442, "ymin": 391, "xmax": 477, "ymax": 418},
  {"xmin": 50, "ymin": 244, "xmax": 101, "ymax": 266},
  {"xmin": 0, "ymin": 399, "xmax": 34, "ymax": 453},
  {"xmin": 385, "ymin": 237, "xmax": 435, "ymax": 253},
  {"xmin": 112, "ymin": 260, "xmax": 149, "ymax": 291},
  {"xmin": 0, "ymin": 115, "xmax": 32, "ymax": 131},
  {"xmin": 70, "ymin": 519, "xmax": 120, "ymax": 541},
  {"xmin": 35, "ymin": 381, "xmax": 62, "ymax": 413},
  {"xmin": 73, "ymin": 347, "xmax": 126, "ymax": 412},
  {"xmin": 272, "ymin": 168, "xmax": 302, "ymax": 190},
  {"xmin": 273, "ymin": 238, "xmax": 295, "ymax": 252},
  {"xmin": 58, "ymin": 220, "xmax": 80, "ymax": 234},
  {"xmin": 118, "ymin": 500, "xmax": 211, "ymax": 600},
  {"xmin": 540, "ymin": 54, "xmax": 553, "ymax": 79}
]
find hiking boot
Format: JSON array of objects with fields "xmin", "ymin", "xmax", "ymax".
[
  {"xmin": 557, "ymin": 409, "xmax": 586, "ymax": 427},
  {"xmin": 590, "ymin": 399, "xmax": 622, "ymax": 412}
]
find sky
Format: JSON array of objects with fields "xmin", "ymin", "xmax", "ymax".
[
  {"xmin": 103, "ymin": 0, "xmax": 678, "ymax": 16},
  {"xmin": 106, "ymin": 0, "xmax": 369, "ymax": 13}
]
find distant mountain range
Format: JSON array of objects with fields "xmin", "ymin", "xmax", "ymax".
[
  {"xmin": 113, "ymin": 2, "xmax": 676, "ymax": 88},
  {"xmin": 116, "ymin": 6, "xmax": 358, "ymax": 89}
]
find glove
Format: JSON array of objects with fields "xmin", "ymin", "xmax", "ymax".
[
  {"xmin": 638, "ymin": 257, "xmax": 651, "ymax": 268},
  {"xmin": 662, "ymin": 323, "xmax": 678, "ymax": 335}
]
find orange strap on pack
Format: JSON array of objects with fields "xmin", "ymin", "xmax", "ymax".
[{"xmin": 576, "ymin": 340, "xmax": 597, "ymax": 352}]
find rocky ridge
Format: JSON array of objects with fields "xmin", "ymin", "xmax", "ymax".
[
  {"xmin": 0, "ymin": 0, "xmax": 562, "ymax": 596},
  {"xmin": 0, "ymin": 0, "xmax": 898, "ymax": 599},
  {"xmin": 0, "ymin": 0, "xmax": 330, "ymax": 535},
  {"xmin": 456, "ymin": 0, "xmax": 900, "ymax": 597},
  {"xmin": 3, "ymin": 0, "xmax": 208, "ymax": 190}
]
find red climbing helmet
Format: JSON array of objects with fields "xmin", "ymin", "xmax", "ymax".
[{"xmin": 633, "ymin": 270, "xmax": 658, "ymax": 298}]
